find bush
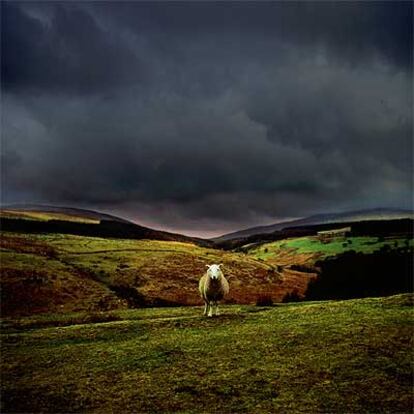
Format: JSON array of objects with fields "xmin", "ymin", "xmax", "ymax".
[
  {"xmin": 108, "ymin": 285, "xmax": 146, "ymax": 307},
  {"xmin": 256, "ymin": 294, "xmax": 273, "ymax": 306},
  {"xmin": 290, "ymin": 264, "xmax": 315, "ymax": 273},
  {"xmin": 305, "ymin": 246, "xmax": 413, "ymax": 301},
  {"xmin": 282, "ymin": 289, "xmax": 302, "ymax": 303}
]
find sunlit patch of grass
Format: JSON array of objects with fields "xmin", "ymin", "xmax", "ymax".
[
  {"xmin": 1, "ymin": 294, "xmax": 412, "ymax": 413},
  {"xmin": 0, "ymin": 248, "xmax": 124, "ymax": 317},
  {"xmin": 0, "ymin": 210, "xmax": 99, "ymax": 223},
  {"xmin": 249, "ymin": 236, "xmax": 413, "ymax": 262}
]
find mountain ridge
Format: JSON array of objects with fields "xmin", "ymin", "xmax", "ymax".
[
  {"xmin": 0, "ymin": 204, "xmax": 209, "ymax": 246},
  {"xmin": 2, "ymin": 204, "xmax": 412, "ymax": 244},
  {"xmin": 1, "ymin": 203, "xmax": 132, "ymax": 223},
  {"xmin": 213, "ymin": 208, "xmax": 413, "ymax": 242}
]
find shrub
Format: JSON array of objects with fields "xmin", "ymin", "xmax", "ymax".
[
  {"xmin": 282, "ymin": 289, "xmax": 302, "ymax": 303},
  {"xmin": 305, "ymin": 246, "xmax": 413, "ymax": 301},
  {"xmin": 256, "ymin": 294, "xmax": 273, "ymax": 306},
  {"xmin": 290, "ymin": 264, "xmax": 315, "ymax": 273},
  {"xmin": 108, "ymin": 285, "xmax": 146, "ymax": 307}
]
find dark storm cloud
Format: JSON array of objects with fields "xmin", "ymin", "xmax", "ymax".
[
  {"xmin": 1, "ymin": 1, "xmax": 412, "ymax": 236},
  {"xmin": 2, "ymin": 1, "xmax": 412, "ymax": 94},
  {"xmin": 1, "ymin": 2, "xmax": 142, "ymax": 94},
  {"xmin": 101, "ymin": 1, "xmax": 412, "ymax": 68}
]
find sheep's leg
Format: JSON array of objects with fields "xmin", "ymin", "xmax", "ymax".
[
  {"xmin": 215, "ymin": 302, "xmax": 220, "ymax": 316},
  {"xmin": 208, "ymin": 301, "xmax": 213, "ymax": 317},
  {"xmin": 203, "ymin": 301, "xmax": 209, "ymax": 316},
  {"xmin": 211, "ymin": 301, "xmax": 216, "ymax": 316}
]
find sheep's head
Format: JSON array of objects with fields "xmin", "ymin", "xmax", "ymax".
[{"xmin": 206, "ymin": 264, "xmax": 223, "ymax": 280}]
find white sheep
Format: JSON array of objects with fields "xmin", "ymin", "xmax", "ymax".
[{"xmin": 199, "ymin": 264, "xmax": 229, "ymax": 317}]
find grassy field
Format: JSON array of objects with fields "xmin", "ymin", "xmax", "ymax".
[
  {"xmin": 1, "ymin": 231, "xmax": 283, "ymax": 316},
  {"xmin": 2, "ymin": 231, "xmax": 412, "ymax": 316},
  {"xmin": 1, "ymin": 294, "xmax": 412, "ymax": 413},
  {"xmin": 248, "ymin": 235, "xmax": 413, "ymax": 263}
]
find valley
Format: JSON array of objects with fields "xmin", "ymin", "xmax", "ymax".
[{"xmin": 0, "ymin": 206, "xmax": 413, "ymax": 413}]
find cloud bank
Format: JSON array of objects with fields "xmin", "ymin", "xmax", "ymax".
[{"xmin": 1, "ymin": 1, "xmax": 412, "ymax": 236}]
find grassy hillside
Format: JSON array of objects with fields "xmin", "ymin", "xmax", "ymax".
[
  {"xmin": 214, "ymin": 208, "xmax": 413, "ymax": 241},
  {"xmin": 248, "ymin": 235, "xmax": 413, "ymax": 264},
  {"xmin": 2, "ymin": 231, "xmax": 412, "ymax": 316},
  {"xmin": 2, "ymin": 294, "xmax": 412, "ymax": 413},
  {"xmin": 0, "ymin": 209, "xmax": 100, "ymax": 223},
  {"xmin": 0, "ymin": 206, "xmax": 210, "ymax": 245},
  {"xmin": 0, "ymin": 205, "xmax": 131, "ymax": 223},
  {"xmin": 216, "ymin": 218, "xmax": 413, "ymax": 251},
  {"xmin": 1, "ymin": 231, "xmax": 284, "ymax": 316},
  {"xmin": 244, "ymin": 235, "xmax": 413, "ymax": 299}
]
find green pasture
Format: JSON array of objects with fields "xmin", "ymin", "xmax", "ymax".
[
  {"xmin": 249, "ymin": 236, "xmax": 413, "ymax": 261},
  {"xmin": 1, "ymin": 294, "xmax": 412, "ymax": 413}
]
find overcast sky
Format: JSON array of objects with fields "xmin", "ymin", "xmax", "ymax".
[{"xmin": 1, "ymin": 1, "xmax": 413, "ymax": 237}]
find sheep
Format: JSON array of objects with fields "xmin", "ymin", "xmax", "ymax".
[{"xmin": 199, "ymin": 264, "xmax": 229, "ymax": 317}]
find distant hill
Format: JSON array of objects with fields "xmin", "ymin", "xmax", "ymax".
[
  {"xmin": 213, "ymin": 208, "xmax": 414, "ymax": 242},
  {"xmin": 1, "ymin": 204, "xmax": 131, "ymax": 223},
  {"xmin": 0, "ymin": 205, "xmax": 209, "ymax": 246}
]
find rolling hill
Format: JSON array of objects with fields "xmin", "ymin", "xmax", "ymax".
[
  {"xmin": 1, "ymin": 228, "xmax": 412, "ymax": 317},
  {"xmin": 1, "ymin": 207, "xmax": 412, "ymax": 413},
  {"xmin": 1, "ymin": 204, "xmax": 131, "ymax": 223},
  {"xmin": 213, "ymin": 208, "xmax": 413, "ymax": 242},
  {"xmin": 0, "ymin": 232, "xmax": 282, "ymax": 317},
  {"xmin": 0, "ymin": 205, "xmax": 209, "ymax": 246},
  {"xmin": 0, "ymin": 204, "xmax": 412, "ymax": 317},
  {"xmin": 245, "ymin": 233, "xmax": 413, "ymax": 300}
]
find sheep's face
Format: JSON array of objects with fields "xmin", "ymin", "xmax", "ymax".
[{"xmin": 206, "ymin": 264, "xmax": 223, "ymax": 280}]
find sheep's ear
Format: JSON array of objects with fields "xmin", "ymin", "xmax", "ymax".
[
  {"xmin": 205, "ymin": 264, "xmax": 210, "ymax": 268},
  {"xmin": 218, "ymin": 263, "xmax": 223, "ymax": 267}
]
